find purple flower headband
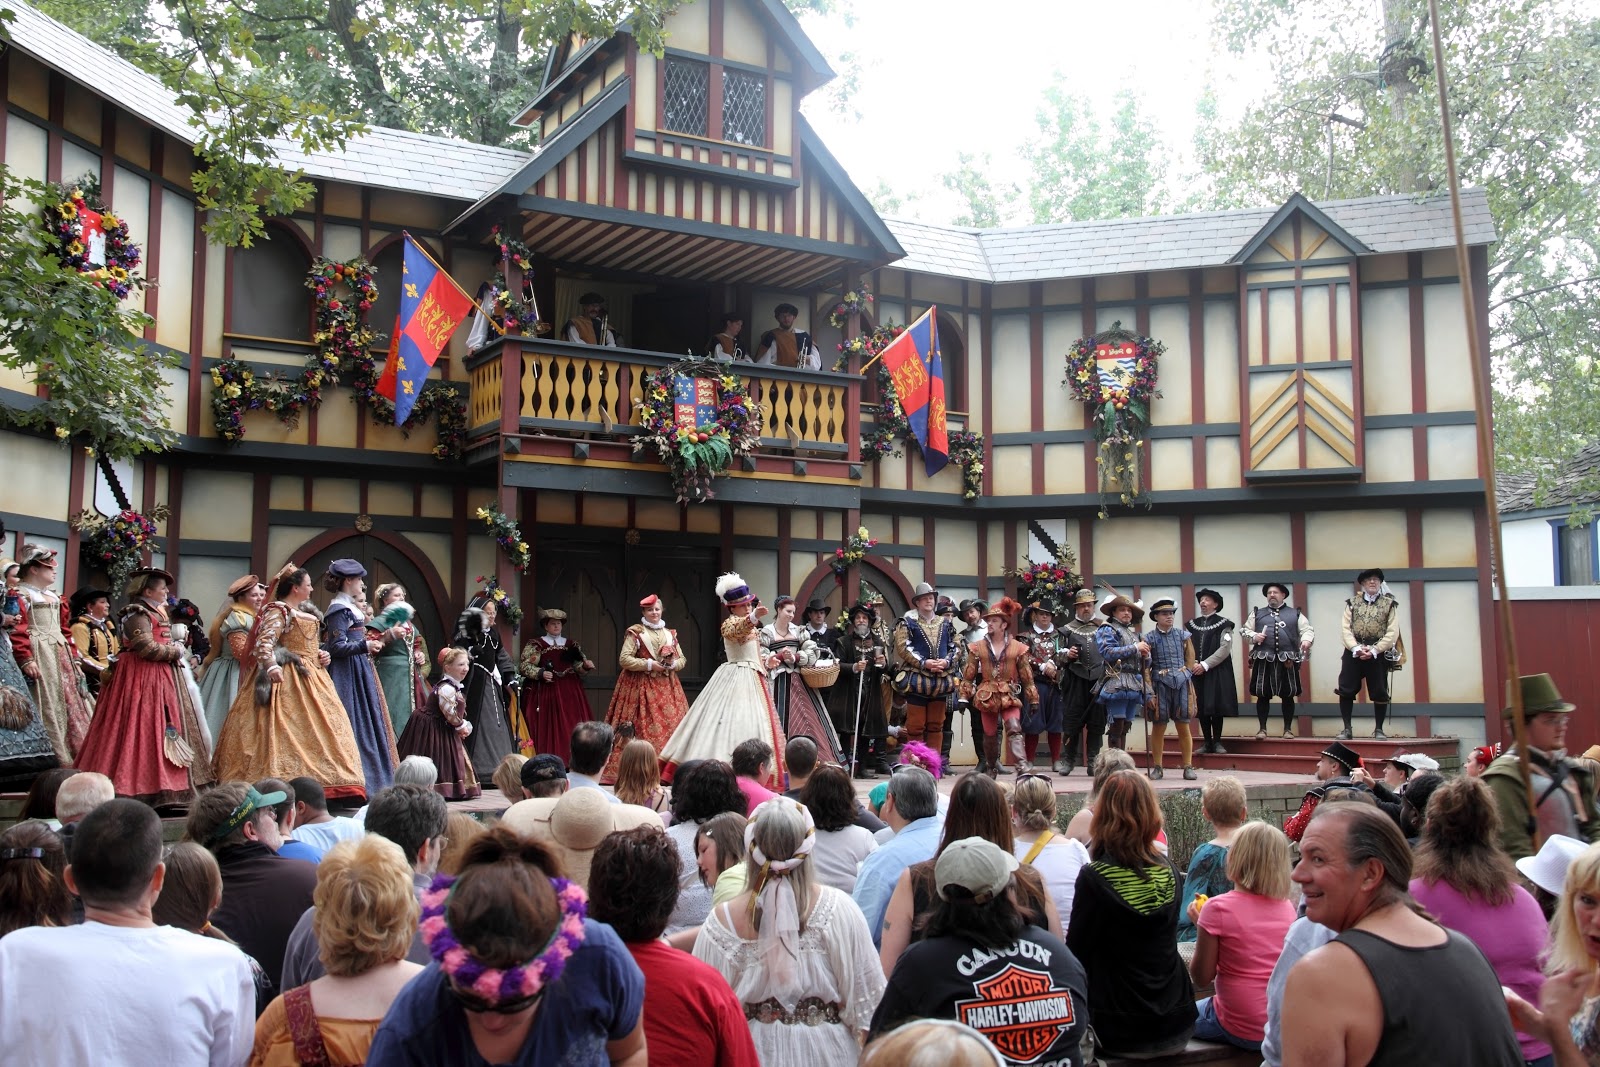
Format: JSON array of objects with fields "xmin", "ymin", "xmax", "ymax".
[{"xmin": 419, "ymin": 872, "xmax": 587, "ymax": 1008}]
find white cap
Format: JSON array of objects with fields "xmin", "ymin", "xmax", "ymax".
[
  {"xmin": 1515, "ymin": 834, "xmax": 1590, "ymax": 896},
  {"xmin": 1391, "ymin": 753, "xmax": 1440, "ymax": 774}
]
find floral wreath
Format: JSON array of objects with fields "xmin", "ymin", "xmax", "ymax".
[
  {"xmin": 830, "ymin": 525, "xmax": 879, "ymax": 584},
  {"xmin": 633, "ymin": 358, "xmax": 761, "ymax": 504},
  {"xmin": 827, "ymin": 282, "xmax": 873, "ymax": 329},
  {"xmin": 42, "ymin": 175, "xmax": 143, "ymax": 299},
  {"xmin": 484, "ymin": 229, "xmax": 551, "ymax": 337},
  {"xmin": 70, "ymin": 504, "xmax": 170, "ymax": 592},
  {"xmin": 473, "ymin": 575, "xmax": 523, "ymax": 628},
  {"xmin": 210, "ymin": 255, "xmax": 468, "ymax": 459},
  {"xmin": 476, "ymin": 504, "xmax": 529, "ymax": 571},
  {"xmin": 1063, "ymin": 320, "xmax": 1164, "ymax": 514},
  {"xmin": 1006, "ymin": 544, "xmax": 1081, "ymax": 606},
  {"xmin": 419, "ymin": 872, "xmax": 587, "ymax": 1008}
]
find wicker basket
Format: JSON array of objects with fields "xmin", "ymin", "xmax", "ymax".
[{"xmin": 800, "ymin": 660, "xmax": 840, "ymax": 688}]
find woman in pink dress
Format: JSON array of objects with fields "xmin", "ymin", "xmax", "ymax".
[{"xmin": 520, "ymin": 608, "xmax": 594, "ymax": 764}]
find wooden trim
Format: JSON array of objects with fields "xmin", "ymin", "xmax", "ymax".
[
  {"xmin": 981, "ymin": 283, "xmax": 994, "ymax": 498},
  {"xmin": 63, "ymin": 447, "xmax": 86, "ymax": 592},
  {"xmin": 1293, "ymin": 218, "xmax": 1307, "ymax": 469},
  {"xmin": 1080, "ymin": 279, "xmax": 1097, "ymax": 498},
  {"xmin": 1189, "ymin": 269, "xmax": 1207, "ymax": 490},
  {"xmin": 1029, "ymin": 281, "xmax": 1044, "ymax": 497},
  {"xmin": 185, "ymin": 162, "xmax": 208, "ymax": 436},
  {"xmin": 165, "ymin": 466, "xmax": 183, "ymax": 586},
  {"xmin": 923, "ymin": 515, "xmax": 936, "ymax": 592},
  {"xmin": 451, "ymin": 484, "xmax": 469, "ymax": 602},
  {"xmin": 46, "ymin": 70, "xmax": 63, "ymax": 184},
  {"xmin": 142, "ymin": 130, "xmax": 162, "ymax": 338},
  {"xmin": 1406, "ymin": 508, "xmax": 1430, "ymax": 704},
  {"xmin": 1348, "ymin": 259, "xmax": 1366, "ymax": 473},
  {"xmin": 777, "ymin": 512, "xmax": 791, "ymax": 593},
  {"xmin": 251, "ymin": 473, "xmax": 271, "ymax": 575},
  {"xmin": 1179, "ymin": 514, "xmax": 1195, "ymax": 613},
  {"xmin": 1408, "ymin": 252, "xmax": 1429, "ymax": 482}
]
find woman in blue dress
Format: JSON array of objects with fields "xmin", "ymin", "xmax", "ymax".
[{"xmin": 321, "ymin": 559, "xmax": 397, "ymax": 792}]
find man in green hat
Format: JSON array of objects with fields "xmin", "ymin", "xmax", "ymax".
[{"xmin": 1482, "ymin": 674, "xmax": 1600, "ymax": 862}]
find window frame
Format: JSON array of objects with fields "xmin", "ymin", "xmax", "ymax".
[
  {"xmin": 1550, "ymin": 518, "xmax": 1598, "ymax": 586},
  {"xmin": 657, "ymin": 49, "xmax": 774, "ymax": 151}
]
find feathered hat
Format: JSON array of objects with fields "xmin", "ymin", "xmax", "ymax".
[
  {"xmin": 366, "ymin": 600, "xmax": 415, "ymax": 631},
  {"xmin": 715, "ymin": 572, "xmax": 755, "ymax": 606}
]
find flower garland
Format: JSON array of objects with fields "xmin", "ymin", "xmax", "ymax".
[
  {"xmin": 41, "ymin": 176, "xmax": 143, "ymax": 299},
  {"xmin": 419, "ymin": 871, "xmax": 587, "ymax": 1008},
  {"xmin": 476, "ymin": 504, "xmax": 529, "ymax": 571},
  {"xmin": 832, "ymin": 321, "xmax": 904, "ymax": 373},
  {"xmin": 1005, "ymin": 544, "xmax": 1081, "ymax": 607},
  {"xmin": 830, "ymin": 525, "xmax": 879, "ymax": 584},
  {"xmin": 827, "ymin": 282, "xmax": 873, "ymax": 329},
  {"xmin": 474, "ymin": 575, "xmax": 524, "ymax": 628},
  {"xmin": 862, "ymin": 364, "xmax": 985, "ymax": 501},
  {"xmin": 633, "ymin": 358, "xmax": 761, "ymax": 504},
  {"xmin": 489, "ymin": 224, "xmax": 533, "ymax": 274},
  {"xmin": 210, "ymin": 257, "xmax": 468, "ymax": 459},
  {"xmin": 70, "ymin": 504, "xmax": 171, "ymax": 592},
  {"xmin": 1063, "ymin": 320, "xmax": 1164, "ymax": 514}
]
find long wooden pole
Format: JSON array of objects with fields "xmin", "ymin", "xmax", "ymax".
[{"xmin": 1426, "ymin": 0, "xmax": 1537, "ymax": 845}]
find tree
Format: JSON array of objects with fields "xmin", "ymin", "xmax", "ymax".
[
  {"xmin": 1026, "ymin": 87, "xmax": 1169, "ymax": 223},
  {"xmin": 940, "ymin": 153, "xmax": 1018, "ymax": 229},
  {"xmin": 1197, "ymin": 0, "xmax": 1600, "ymax": 501}
]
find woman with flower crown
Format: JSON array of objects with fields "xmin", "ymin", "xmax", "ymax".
[
  {"xmin": 661, "ymin": 573, "xmax": 787, "ymax": 787},
  {"xmin": 693, "ymin": 798, "xmax": 885, "ymax": 1065},
  {"xmin": 365, "ymin": 827, "xmax": 647, "ymax": 1066}
]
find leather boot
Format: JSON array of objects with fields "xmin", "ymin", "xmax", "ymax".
[
  {"xmin": 1007, "ymin": 723, "xmax": 1031, "ymax": 774},
  {"xmin": 982, "ymin": 733, "xmax": 1001, "ymax": 779}
]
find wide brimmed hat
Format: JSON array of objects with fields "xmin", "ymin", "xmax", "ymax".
[
  {"xmin": 983, "ymin": 596, "xmax": 1022, "ymax": 622},
  {"xmin": 15, "ymin": 544, "xmax": 58, "ymax": 572},
  {"xmin": 958, "ymin": 598, "xmax": 989, "ymax": 616},
  {"xmin": 1195, "ymin": 588, "xmax": 1224, "ymax": 610},
  {"xmin": 1023, "ymin": 599, "xmax": 1060, "ymax": 621},
  {"xmin": 1103, "ymin": 595, "xmax": 1144, "ymax": 626},
  {"xmin": 227, "ymin": 574, "xmax": 261, "ymax": 599},
  {"xmin": 1504, "ymin": 674, "xmax": 1576, "ymax": 720},
  {"xmin": 715, "ymin": 573, "xmax": 755, "ymax": 606},
  {"xmin": 1320, "ymin": 740, "xmax": 1362, "ymax": 773},
  {"xmin": 1073, "ymin": 588, "xmax": 1098, "ymax": 607},
  {"xmin": 912, "ymin": 582, "xmax": 938, "ymax": 601},
  {"xmin": 847, "ymin": 601, "xmax": 875, "ymax": 622},
  {"xmin": 805, "ymin": 598, "xmax": 829, "ymax": 614},
  {"xmin": 68, "ymin": 588, "xmax": 110, "ymax": 617},
  {"xmin": 935, "ymin": 836, "xmax": 1019, "ymax": 902},
  {"xmin": 1515, "ymin": 834, "xmax": 1589, "ymax": 896},
  {"xmin": 538, "ymin": 607, "xmax": 568, "ymax": 624},
  {"xmin": 1387, "ymin": 753, "xmax": 1440, "ymax": 776},
  {"xmin": 541, "ymin": 788, "xmax": 665, "ymax": 887},
  {"xmin": 578, "ymin": 291, "xmax": 606, "ymax": 306},
  {"xmin": 1261, "ymin": 581, "xmax": 1291, "ymax": 599},
  {"xmin": 126, "ymin": 567, "xmax": 175, "ymax": 599},
  {"xmin": 1356, "ymin": 567, "xmax": 1386, "ymax": 584}
]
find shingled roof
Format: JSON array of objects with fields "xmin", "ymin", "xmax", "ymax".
[
  {"xmin": 884, "ymin": 190, "xmax": 1497, "ymax": 284},
  {"xmin": 1497, "ymin": 443, "xmax": 1600, "ymax": 514}
]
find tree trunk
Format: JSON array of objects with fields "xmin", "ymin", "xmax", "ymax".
[{"xmin": 1379, "ymin": 0, "xmax": 1424, "ymax": 192}]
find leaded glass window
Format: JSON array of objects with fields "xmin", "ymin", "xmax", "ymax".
[
  {"xmin": 722, "ymin": 69, "xmax": 767, "ymax": 146},
  {"xmin": 663, "ymin": 58, "xmax": 709, "ymax": 137}
]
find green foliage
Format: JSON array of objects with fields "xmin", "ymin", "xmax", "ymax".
[
  {"xmin": 0, "ymin": 168, "xmax": 179, "ymax": 459},
  {"xmin": 1026, "ymin": 87, "xmax": 1169, "ymax": 224},
  {"xmin": 941, "ymin": 152, "xmax": 1018, "ymax": 229}
]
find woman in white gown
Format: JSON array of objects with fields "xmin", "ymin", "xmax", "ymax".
[
  {"xmin": 661, "ymin": 573, "xmax": 788, "ymax": 788},
  {"xmin": 694, "ymin": 798, "xmax": 885, "ymax": 1065}
]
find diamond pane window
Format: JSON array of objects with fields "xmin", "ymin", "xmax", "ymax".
[
  {"xmin": 663, "ymin": 58, "xmax": 709, "ymax": 137},
  {"xmin": 722, "ymin": 69, "xmax": 767, "ymax": 146}
]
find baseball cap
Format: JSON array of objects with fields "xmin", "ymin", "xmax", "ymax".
[{"xmin": 935, "ymin": 837, "xmax": 1019, "ymax": 902}]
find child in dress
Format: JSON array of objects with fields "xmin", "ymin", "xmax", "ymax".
[{"xmin": 396, "ymin": 648, "xmax": 481, "ymax": 800}]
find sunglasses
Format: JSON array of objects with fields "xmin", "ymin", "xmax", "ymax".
[
  {"xmin": 447, "ymin": 980, "xmax": 546, "ymax": 1016},
  {"xmin": 1015, "ymin": 772, "xmax": 1053, "ymax": 785}
]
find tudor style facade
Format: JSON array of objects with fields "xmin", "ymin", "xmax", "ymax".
[{"xmin": 0, "ymin": 0, "xmax": 1499, "ymax": 745}]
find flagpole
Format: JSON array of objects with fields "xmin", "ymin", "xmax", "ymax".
[
  {"xmin": 400, "ymin": 229, "xmax": 478, "ymax": 306},
  {"xmin": 858, "ymin": 306, "xmax": 936, "ymax": 374}
]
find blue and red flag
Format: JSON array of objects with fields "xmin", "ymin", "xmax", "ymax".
[
  {"xmin": 878, "ymin": 307, "xmax": 949, "ymax": 476},
  {"xmin": 377, "ymin": 233, "xmax": 476, "ymax": 424}
]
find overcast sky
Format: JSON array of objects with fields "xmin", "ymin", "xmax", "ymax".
[{"xmin": 796, "ymin": 0, "xmax": 1270, "ymax": 224}]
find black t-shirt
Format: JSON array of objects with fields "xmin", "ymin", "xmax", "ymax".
[{"xmin": 871, "ymin": 925, "xmax": 1088, "ymax": 1067}]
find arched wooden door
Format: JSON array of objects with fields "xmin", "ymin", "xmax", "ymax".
[{"xmin": 295, "ymin": 534, "xmax": 450, "ymax": 670}]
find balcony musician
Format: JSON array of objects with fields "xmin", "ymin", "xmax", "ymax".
[
  {"xmin": 754, "ymin": 302, "xmax": 820, "ymax": 370},
  {"xmin": 709, "ymin": 312, "xmax": 746, "ymax": 361},
  {"xmin": 563, "ymin": 292, "xmax": 618, "ymax": 347}
]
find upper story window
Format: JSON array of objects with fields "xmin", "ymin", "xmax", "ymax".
[
  {"xmin": 229, "ymin": 228, "xmax": 312, "ymax": 342},
  {"xmin": 721, "ymin": 69, "xmax": 767, "ymax": 146},
  {"xmin": 663, "ymin": 58, "xmax": 710, "ymax": 137}
]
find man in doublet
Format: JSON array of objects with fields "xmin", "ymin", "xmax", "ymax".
[
  {"xmin": 1245, "ymin": 581, "xmax": 1313, "ymax": 740},
  {"xmin": 1020, "ymin": 599, "xmax": 1072, "ymax": 775},
  {"xmin": 563, "ymin": 292, "xmax": 618, "ymax": 346},
  {"xmin": 754, "ymin": 302, "xmax": 821, "ymax": 370},
  {"xmin": 1060, "ymin": 588, "xmax": 1106, "ymax": 774},
  {"xmin": 1143, "ymin": 598, "xmax": 1197, "ymax": 781},
  {"xmin": 1336, "ymin": 567, "xmax": 1403, "ymax": 740},
  {"xmin": 891, "ymin": 582, "xmax": 959, "ymax": 756},
  {"xmin": 1186, "ymin": 588, "xmax": 1238, "ymax": 754}
]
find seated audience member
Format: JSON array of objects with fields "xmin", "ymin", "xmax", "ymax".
[
  {"xmin": 152, "ymin": 840, "xmax": 273, "ymax": 1013},
  {"xmin": 1284, "ymin": 740, "xmax": 1367, "ymax": 843},
  {"xmin": 256, "ymin": 778, "xmax": 319, "ymax": 865},
  {"xmin": 1507, "ymin": 841, "xmax": 1600, "ymax": 1063},
  {"xmin": 879, "ymin": 772, "xmax": 1060, "ymax": 975},
  {"xmin": 853, "ymin": 766, "xmax": 942, "ymax": 944},
  {"xmin": 438, "ymin": 811, "xmax": 487, "ymax": 875},
  {"xmin": 1063, "ymin": 748, "xmax": 1136, "ymax": 843},
  {"xmin": 801, "ymin": 763, "xmax": 879, "ymax": 894},
  {"xmin": 698, "ymin": 810, "xmax": 749, "ymax": 907},
  {"xmin": 613, "ymin": 739, "xmax": 670, "ymax": 815},
  {"xmin": 732, "ymin": 737, "xmax": 780, "ymax": 814},
  {"xmin": 393, "ymin": 754, "xmax": 439, "ymax": 788},
  {"xmin": 20, "ymin": 767, "xmax": 76, "ymax": 823},
  {"xmin": 665, "ymin": 760, "xmax": 744, "ymax": 934},
  {"xmin": 1396, "ymin": 771, "xmax": 1445, "ymax": 841},
  {"xmin": 1188, "ymin": 821, "xmax": 1296, "ymax": 1051},
  {"xmin": 1179, "ymin": 775, "xmax": 1248, "ymax": 941},
  {"xmin": 588, "ymin": 826, "xmax": 760, "ymax": 1067},
  {"xmin": 286, "ymin": 777, "xmax": 364, "ymax": 859},
  {"xmin": 1409, "ymin": 776, "xmax": 1552, "ymax": 1065},
  {"xmin": 1010, "ymin": 772, "xmax": 1090, "ymax": 931},
  {"xmin": 1068, "ymin": 770, "xmax": 1197, "ymax": 1058},
  {"xmin": 498, "ymin": 754, "xmax": 570, "ymax": 837},
  {"xmin": 1515, "ymin": 832, "xmax": 1588, "ymax": 920},
  {"xmin": 187, "ymin": 781, "xmax": 319, "ymax": 992},
  {"xmin": 863, "ymin": 1018, "xmax": 1008, "ymax": 1066},
  {"xmin": 53, "ymin": 770, "xmax": 114, "ymax": 859},
  {"xmin": 0, "ymin": 800, "xmax": 254, "ymax": 1064},
  {"xmin": 504, "ymin": 786, "xmax": 662, "ymax": 889},
  {"xmin": 366, "ymin": 829, "xmax": 647, "ymax": 1066},
  {"xmin": 1464, "ymin": 743, "xmax": 1497, "ymax": 778},
  {"xmin": 281, "ymin": 783, "xmax": 446, "ymax": 987},
  {"xmin": 252, "ymin": 836, "xmax": 424, "ymax": 1066},
  {"xmin": 781, "ymin": 735, "xmax": 820, "ymax": 798},
  {"xmin": 492, "ymin": 752, "xmax": 530, "ymax": 806},
  {"xmin": 869, "ymin": 837, "xmax": 1088, "ymax": 1064},
  {"xmin": 568, "ymin": 721, "xmax": 619, "ymax": 802},
  {"xmin": 1281, "ymin": 803, "xmax": 1522, "ymax": 1065},
  {"xmin": 0, "ymin": 821, "xmax": 69, "ymax": 936}
]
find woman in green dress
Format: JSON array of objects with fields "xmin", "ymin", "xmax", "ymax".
[
  {"xmin": 197, "ymin": 574, "xmax": 265, "ymax": 742},
  {"xmin": 372, "ymin": 582, "xmax": 428, "ymax": 737}
]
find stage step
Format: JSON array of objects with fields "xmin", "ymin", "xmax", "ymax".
[{"xmin": 1132, "ymin": 734, "xmax": 1460, "ymax": 775}]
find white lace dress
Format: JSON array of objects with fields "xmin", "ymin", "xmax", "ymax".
[{"xmin": 693, "ymin": 885, "xmax": 886, "ymax": 1066}]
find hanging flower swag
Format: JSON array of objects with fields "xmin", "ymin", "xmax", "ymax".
[
  {"xmin": 210, "ymin": 256, "xmax": 468, "ymax": 459},
  {"xmin": 42, "ymin": 175, "xmax": 143, "ymax": 299},
  {"xmin": 862, "ymin": 362, "xmax": 985, "ymax": 502},
  {"xmin": 476, "ymin": 504, "xmax": 529, "ymax": 571},
  {"xmin": 486, "ymin": 226, "xmax": 551, "ymax": 336},
  {"xmin": 71, "ymin": 504, "xmax": 170, "ymax": 593},
  {"xmin": 1006, "ymin": 544, "xmax": 1081, "ymax": 607},
  {"xmin": 830, "ymin": 525, "xmax": 879, "ymax": 584},
  {"xmin": 1063, "ymin": 320, "xmax": 1164, "ymax": 515},
  {"xmin": 827, "ymin": 282, "xmax": 873, "ymax": 329},
  {"xmin": 633, "ymin": 358, "xmax": 761, "ymax": 504},
  {"xmin": 474, "ymin": 575, "xmax": 523, "ymax": 629}
]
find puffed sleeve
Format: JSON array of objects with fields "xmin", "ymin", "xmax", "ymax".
[
  {"xmin": 251, "ymin": 605, "xmax": 287, "ymax": 666},
  {"xmin": 519, "ymin": 641, "xmax": 542, "ymax": 679},
  {"xmin": 1018, "ymin": 646, "xmax": 1038, "ymax": 705},
  {"xmin": 618, "ymin": 628, "xmax": 649, "ymax": 673},
  {"xmin": 122, "ymin": 608, "xmax": 183, "ymax": 663}
]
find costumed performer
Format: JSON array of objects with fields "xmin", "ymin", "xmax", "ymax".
[
  {"xmin": 826, "ymin": 602, "xmax": 889, "ymax": 779},
  {"xmin": 754, "ymin": 302, "xmax": 821, "ymax": 370},
  {"xmin": 67, "ymin": 587, "xmax": 118, "ymax": 698},
  {"xmin": 601, "ymin": 593, "xmax": 689, "ymax": 782},
  {"xmin": 0, "ymin": 521, "xmax": 58, "ymax": 785},
  {"xmin": 1244, "ymin": 581, "xmax": 1313, "ymax": 740},
  {"xmin": 9, "ymin": 545, "xmax": 94, "ymax": 764},
  {"xmin": 761, "ymin": 595, "xmax": 842, "ymax": 762},
  {"xmin": 891, "ymin": 583, "xmax": 959, "ymax": 756},
  {"xmin": 1186, "ymin": 588, "xmax": 1238, "ymax": 755},
  {"xmin": 563, "ymin": 292, "xmax": 619, "ymax": 346},
  {"xmin": 321, "ymin": 559, "xmax": 398, "ymax": 793},
  {"xmin": 1060, "ymin": 588, "xmax": 1107, "ymax": 775},
  {"xmin": 958, "ymin": 597, "xmax": 1037, "ymax": 777},
  {"xmin": 661, "ymin": 573, "xmax": 785, "ymax": 788},
  {"xmin": 397, "ymin": 646, "xmax": 481, "ymax": 800},
  {"xmin": 371, "ymin": 581, "xmax": 429, "ymax": 739},
  {"xmin": 212, "ymin": 564, "xmax": 366, "ymax": 797},
  {"xmin": 76, "ymin": 567, "xmax": 213, "ymax": 803},
  {"xmin": 521, "ymin": 607, "xmax": 595, "ymax": 765},
  {"xmin": 1336, "ymin": 567, "xmax": 1402, "ymax": 741},
  {"xmin": 454, "ymin": 595, "xmax": 521, "ymax": 781},
  {"xmin": 1020, "ymin": 598, "xmax": 1071, "ymax": 774},
  {"xmin": 1095, "ymin": 595, "xmax": 1150, "ymax": 753},
  {"xmin": 197, "ymin": 575, "xmax": 263, "ymax": 742},
  {"xmin": 709, "ymin": 312, "xmax": 746, "ymax": 361},
  {"xmin": 1143, "ymin": 598, "xmax": 1197, "ymax": 781}
]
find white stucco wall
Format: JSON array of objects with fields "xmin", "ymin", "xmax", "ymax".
[{"xmin": 1501, "ymin": 516, "xmax": 1555, "ymax": 586}]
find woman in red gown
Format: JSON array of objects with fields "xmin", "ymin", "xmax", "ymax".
[
  {"xmin": 601, "ymin": 594, "xmax": 690, "ymax": 781},
  {"xmin": 520, "ymin": 607, "xmax": 594, "ymax": 764}
]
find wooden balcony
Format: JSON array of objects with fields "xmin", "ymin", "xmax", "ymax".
[{"xmin": 464, "ymin": 335, "xmax": 865, "ymax": 505}]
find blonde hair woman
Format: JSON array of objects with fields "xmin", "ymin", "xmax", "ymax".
[
  {"xmin": 492, "ymin": 753, "xmax": 529, "ymax": 805},
  {"xmin": 1187, "ymin": 821, "xmax": 1295, "ymax": 1051},
  {"xmin": 1010, "ymin": 773, "xmax": 1089, "ymax": 931},
  {"xmin": 1505, "ymin": 842, "xmax": 1600, "ymax": 1065},
  {"xmin": 249, "ymin": 836, "xmax": 422, "ymax": 1065}
]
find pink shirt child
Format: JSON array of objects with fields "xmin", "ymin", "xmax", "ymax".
[
  {"xmin": 736, "ymin": 774, "xmax": 779, "ymax": 817},
  {"xmin": 1197, "ymin": 889, "xmax": 1297, "ymax": 1042}
]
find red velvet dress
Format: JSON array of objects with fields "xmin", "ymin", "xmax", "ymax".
[
  {"xmin": 601, "ymin": 623, "xmax": 690, "ymax": 781},
  {"xmin": 521, "ymin": 637, "xmax": 593, "ymax": 764}
]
